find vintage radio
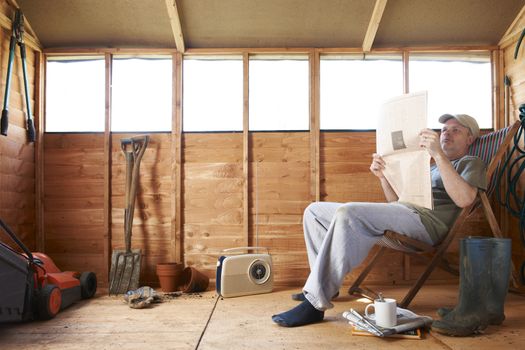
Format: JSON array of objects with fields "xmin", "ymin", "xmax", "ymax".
[{"xmin": 216, "ymin": 247, "xmax": 273, "ymax": 298}]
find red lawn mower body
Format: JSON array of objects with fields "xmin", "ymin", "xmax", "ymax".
[{"xmin": 1, "ymin": 219, "xmax": 97, "ymax": 322}]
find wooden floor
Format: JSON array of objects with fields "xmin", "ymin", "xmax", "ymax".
[{"xmin": 1, "ymin": 284, "xmax": 524, "ymax": 349}]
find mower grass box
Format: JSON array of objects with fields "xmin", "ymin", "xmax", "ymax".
[{"xmin": 0, "ymin": 241, "xmax": 33, "ymax": 322}]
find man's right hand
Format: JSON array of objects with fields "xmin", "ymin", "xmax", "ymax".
[
  {"xmin": 370, "ymin": 153, "xmax": 386, "ymax": 178},
  {"xmin": 371, "ymin": 153, "xmax": 398, "ymax": 202}
]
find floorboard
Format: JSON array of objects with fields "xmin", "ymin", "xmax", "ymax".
[{"xmin": 0, "ymin": 285, "xmax": 523, "ymax": 349}]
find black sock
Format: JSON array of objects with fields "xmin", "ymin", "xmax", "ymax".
[{"xmin": 271, "ymin": 299, "xmax": 324, "ymax": 327}]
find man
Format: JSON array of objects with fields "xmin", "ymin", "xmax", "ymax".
[{"xmin": 272, "ymin": 114, "xmax": 487, "ymax": 327}]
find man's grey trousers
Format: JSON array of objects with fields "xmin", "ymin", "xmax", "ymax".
[{"xmin": 302, "ymin": 202, "xmax": 433, "ymax": 311}]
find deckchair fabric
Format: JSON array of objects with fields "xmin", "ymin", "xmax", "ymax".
[
  {"xmin": 349, "ymin": 121, "xmax": 521, "ymax": 308},
  {"xmin": 469, "ymin": 125, "xmax": 513, "ymax": 195}
]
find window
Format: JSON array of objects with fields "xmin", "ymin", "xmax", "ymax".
[
  {"xmin": 111, "ymin": 56, "xmax": 172, "ymax": 132},
  {"xmin": 320, "ymin": 54, "xmax": 403, "ymax": 130},
  {"xmin": 249, "ymin": 56, "xmax": 309, "ymax": 131},
  {"xmin": 183, "ymin": 56, "xmax": 243, "ymax": 132},
  {"xmin": 409, "ymin": 53, "xmax": 492, "ymax": 129},
  {"xmin": 46, "ymin": 57, "xmax": 105, "ymax": 132}
]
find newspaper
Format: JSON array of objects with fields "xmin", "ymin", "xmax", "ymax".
[
  {"xmin": 343, "ymin": 307, "xmax": 433, "ymax": 337},
  {"xmin": 376, "ymin": 91, "xmax": 433, "ymax": 209}
]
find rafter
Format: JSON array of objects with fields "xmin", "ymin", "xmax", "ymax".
[
  {"xmin": 499, "ymin": 3, "xmax": 525, "ymax": 48},
  {"xmin": 5, "ymin": 0, "xmax": 42, "ymax": 49},
  {"xmin": 165, "ymin": 0, "xmax": 185, "ymax": 53},
  {"xmin": 0, "ymin": 13, "xmax": 41, "ymax": 51},
  {"xmin": 362, "ymin": 0, "xmax": 388, "ymax": 52}
]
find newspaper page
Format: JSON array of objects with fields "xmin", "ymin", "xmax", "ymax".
[
  {"xmin": 376, "ymin": 91, "xmax": 433, "ymax": 209},
  {"xmin": 343, "ymin": 307, "xmax": 433, "ymax": 338}
]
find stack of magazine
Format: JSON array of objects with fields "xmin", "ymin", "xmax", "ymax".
[{"xmin": 342, "ymin": 307, "xmax": 433, "ymax": 339}]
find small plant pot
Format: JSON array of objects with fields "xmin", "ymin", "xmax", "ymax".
[
  {"xmin": 156, "ymin": 262, "xmax": 183, "ymax": 292},
  {"xmin": 180, "ymin": 267, "xmax": 209, "ymax": 293}
]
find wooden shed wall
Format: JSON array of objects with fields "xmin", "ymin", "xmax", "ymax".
[
  {"xmin": 42, "ymin": 127, "xmax": 493, "ymax": 288},
  {"xmin": 0, "ymin": 1, "xmax": 38, "ymax": 250},
  {"xmin": 500, "ymin": 10, "xmax": 525, "ymax": 278}
]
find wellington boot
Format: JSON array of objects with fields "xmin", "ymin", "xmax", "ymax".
[
  {"xmin": 436, "ymin": 238, "xmax": 512, "ymax": 326},
  {"xmin": 432, "ymin": 237, "xmax": 491, "ymax": 336},
  {"xmin": 486, "ymin": 238, "xmax": 511, "ymax": 325}
]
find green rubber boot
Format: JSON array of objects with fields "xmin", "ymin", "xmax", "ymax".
[
  {"xmin": 431, "ymin": 237, "xmax": 491, "ymax": 336},
  {"xmin": 436, "ymin": 238, "xmax": 512, "ymax": 326},
  {"xmin": 486, "ymin": 238, "xmax": 512, "ymax": 325}
]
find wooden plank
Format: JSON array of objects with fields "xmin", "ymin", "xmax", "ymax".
[
  {"xmin": 243, "ymin": 52, "xmax": 249, "ymax": 246},
  {"xmin": 183, "ymin": 208, "xmax": 243, "ymax": 225},
  {"xmin": 170, "ymin": 59, "xmax": 182, "ymax": 265},
  {"xmin": 2, "ymin": 156, "xmax": 47, "ymax": 176},
  {"xmin": 499, "ymin": 4, "xmax": 525, "ymax": 47},
  {"xmin": 35, "ymin": 51, "xmax": 45, "ymax": 251},
  {"xmin": 164, "ymin": 0, "xmax": 185, "ymax": 52},
  {"xmin": 311, "ymin": 50, "xmax": 320, "ymax": 202},
  {"xmin": 362, "ymin": 0, "xmax": 388, "ymax": 52},
  {"xmin": 0, "ymin": 11, "xmax": 41, "ymax": 51},
  {"xmin": 184, "ymin": 163, "xmax": 243, "ymax": 179},
  {"xmin": 403, "ymin": 51, "xmax": 409, "ymax": 93}
]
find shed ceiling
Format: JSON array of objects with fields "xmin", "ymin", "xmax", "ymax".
[{"xmin": 14, "ymin": 0, "xmax": 525, "ymax": 50}]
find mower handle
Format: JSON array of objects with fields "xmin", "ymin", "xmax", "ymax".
[{"xmin": 0, "ymin": 218, "xmax": 34, "ymax": 262}]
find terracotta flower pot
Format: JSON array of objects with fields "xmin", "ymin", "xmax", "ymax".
[
  {"xmin": 156, "ymin": 262, "xmax": 183, "ymax": 292},
  {"xmin": 180, "ymin": 267, "xmax": 209, "ymax": 293}
]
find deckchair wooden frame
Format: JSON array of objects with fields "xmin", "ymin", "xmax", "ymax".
[{"xmin": 348, "ymin": 120, "xmax": 522, "ymax": 308}]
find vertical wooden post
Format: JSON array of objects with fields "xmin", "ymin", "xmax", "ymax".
[
  {"xmin": 494, "ymin": 49, "xmax": 505, "ymax": 129},
  {"xmin": 243, "ymin": 52, "xmax": 250, "ymax": 246},
  {"xmin": 103, "ymin": 53, "xmax": 112, "ymax": 282},
  {"xmin": 172, "ymin": 52, "xmax": 183, "ymax": 263},
  {"xmin": 310, "ymin": 50, "xmax": 320, "ymax": 202},
  {"xmin": 402, "ymin": 50, "xmax": 411, "ymax": 281},
  {"xmin": 402, "ymin": 51, "xmax": 409, "ymax": 94},
  {"xmin": 34, "ymin": 52, "xmax": 45, "ymax": 251},
  {"xmin": 495, "ymin": 49, "xmax": 510, "ymax": 242}
]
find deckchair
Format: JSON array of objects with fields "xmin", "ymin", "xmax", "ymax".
[{"xmin": 348, "ymin": 120, "xmax": 521, "ymax": 308}]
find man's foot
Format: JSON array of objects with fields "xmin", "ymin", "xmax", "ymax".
[
  {"xmin": 291, "ymin": 291, "xmax": 339, "ymax": 302},
  {"xmin": 272, "ymin": 300, "xmax": 324, "ymax": 327}
]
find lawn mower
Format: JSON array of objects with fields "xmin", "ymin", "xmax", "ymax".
[{"xmin": 0, "ymin": 219, "xmax": 97, "ymax": 322}]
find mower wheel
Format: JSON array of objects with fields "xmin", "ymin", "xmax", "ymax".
[
  {"xmin": 80, "ymin": 272, "xmax": 97, "ymax": 299},
  {"xmin": 38, "ymin": 284, "xmax": 61, "ymax": 320}
]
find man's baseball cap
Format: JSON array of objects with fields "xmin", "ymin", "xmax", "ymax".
[{"xmin": 438, "ymin": 114, "xmax": 480, "ymax": 139}]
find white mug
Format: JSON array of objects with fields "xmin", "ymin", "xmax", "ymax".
[{"xmin": 364, "ymin": 298, "xmax": 397, "ymax": 328}]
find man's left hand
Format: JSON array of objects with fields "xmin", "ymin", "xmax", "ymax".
[{"xmin": 419, "ymin": 128, "xmax": 442, "ymax": 159}]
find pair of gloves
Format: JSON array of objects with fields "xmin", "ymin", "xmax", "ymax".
[{"xmin": 123, "ymin": 286, "xmax": 162, "ymax": 309}]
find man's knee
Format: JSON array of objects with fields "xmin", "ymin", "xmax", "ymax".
[
  {"xmin": 303, "ymin": 202, "xmax": 322, "ymax": 218},
  {"xmin": 334, "ymin": 203, "xmax": 360, "ymax": 220},
  {"xmin": 333, "ymin": 203, "xmax": 378, "ymax": 229}
]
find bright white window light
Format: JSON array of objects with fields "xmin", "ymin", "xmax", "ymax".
[
  {"xmin": 249, "ymin": 57, "xmax": 309, "ymax": 131},
  {"xmin": 46, "ymin": 58, "xmax": 105, "ymax": 132},
  {"xmin": 320, "ymin": 54, "xmax": 403, "ymax": 130},
  {"xmin": 409, "ymin": 53, "xmax": 492, "ymax": 129},
  {"xmin": 183, "ymin": 57, "xmax": 243, "ymax": 131},
  {"xmin": 111, "ymin": 57, "xmax": 172, "ymax": 132}
]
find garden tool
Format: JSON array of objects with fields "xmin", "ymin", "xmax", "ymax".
[
  {"xmin": 437, "ymin": 237, "xmax": 512, "ymax": 326},
  {"xmin": 431, "ymin": 237, "xmax": 494, "ymax": 336},
  {"xmin": 1, "ymin": 9, "xmax": 36, "ymax": 142},
  {"xmin": 109, "ymin": 135, "xmax": 149, "ymax": 295}
]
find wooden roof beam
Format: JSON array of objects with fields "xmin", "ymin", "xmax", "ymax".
[
  {"xmin": 499, "ymin": 3, "xmax": 525, "ymax": 48},
  {"xmin": 165, "ymin": 0, "xmax": 185, "ymax": 53},
  {"xmin": 362, "ymin": 0, "xmax": 388, "ymax": 52},
  {"xmin": 6, "ymin": 0, "xmax": 42, "ymax": 48},
  {"xmin": 0, "ymin": 12, "xmax": 41, "ymax": 51}
]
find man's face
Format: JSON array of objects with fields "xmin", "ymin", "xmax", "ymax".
[{"xmin": 440, "ymin": 119, "xmax": 474, "ymax": 160}]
